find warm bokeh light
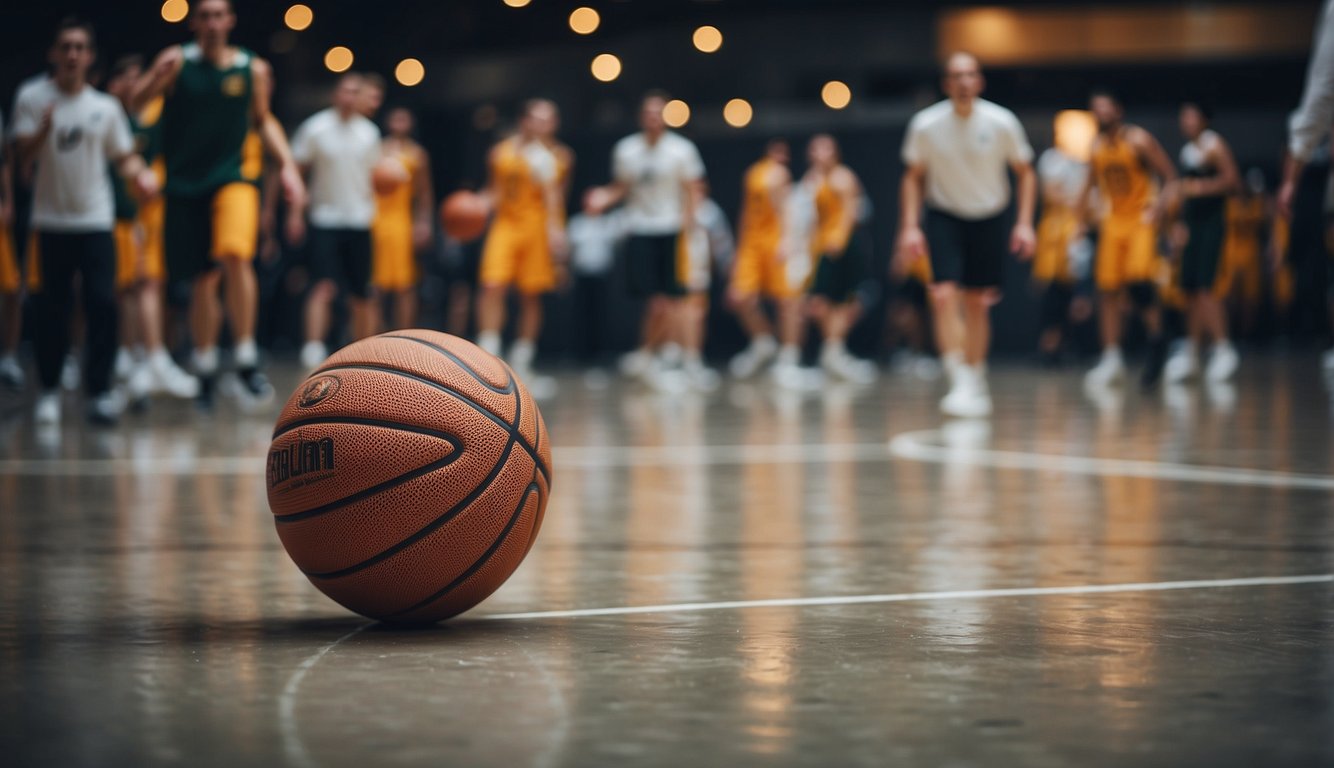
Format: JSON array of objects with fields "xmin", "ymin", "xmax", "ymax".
[
  {"xmin": 324, "ymin": 46, "xmax": 354, "ymax": 73},
  {"xmin": 503, "ymin": 0, "xmax": 531, "ymax": 7},
  {"xmin": 1054, "ymin": 109, "xmax": 1098, "ymax": 163},
  {"xmin": 663, "ymin": 99, "xmax": 691, "ymax": 128},
  {"xmin": 284, "ymin": 4, "xmax": 313, "ymax": 31},
  {"xmin": 821, "ymin": 80, "xmax": 852, "ymax": 110},
  {"xmin": 569, "ymin": 7, "xmax": 600, "ymax": 35},
  {"xmin": 693, "ymin": 25, "xmax": 723, "ymax": 53},
  {"xmin": 723, "ymin": 98, "xmax": 753, "ymax": 128},
  {"xmin": 591, "ymin": 53, "xmax": 622, "ymax": 82},
  {"xmin": 396, "ymin": 58, "xmax": 425, "ymax": 87},
  {"xmin": 161, "ymin": 0, "xmax": 188, "ymax": 23}
]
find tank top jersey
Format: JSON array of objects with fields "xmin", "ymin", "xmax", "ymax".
[
  {"xmin": 1091, "ymin": 129, "xmax": 1153, "ymax": 219},
  {"xmin": 813, "ymin": 173, "xmax": 852, "ymax": 254},
  {"xmin": 492, "ymin": 139, "xmax": 567, "ymax": 227},
  {"xmin": 375, "ymin": 145, "xmax": 419, "ymax": 227},
  {"xmin": 739, "ymin": 158, "xmax": 782, "ymax": 247},
  {"xmin": 159, "ymin": 43, "xmax": 258, "ymax": 196},
  {"xmin": 1180, "ymin": 130, "xmax": 1225, "ymax": 221}
]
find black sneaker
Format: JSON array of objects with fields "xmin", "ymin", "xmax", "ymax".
[
  {"xmin": 227, "ymin": 367, "xmax": 275, "ymax": 412},
  {"xmin": 195, "ymin": 374, "xmax": 217, "ymax": 412},
  {"xmin": 1140, "ymin": 335, "xmax": 1169, "ymax": 390}
]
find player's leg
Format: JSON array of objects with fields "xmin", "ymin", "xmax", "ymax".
[
  {"xmin": 345, "ymin": 229, "xmax": 377, "ymax": 341},
  {"xmin": 727, "ymin": 242, "xmax": 777, "ymax": 377},
  {"xmin": 1, "ymin": 228, "xmax": 26, "ymax": 390},
  {"xmin": 212, "ymin": 183, "xmax": 270, "ymax": 406},
  {"xmin": 79, "ymin": 232, "xmax": 121, "ymax": 424},
  {"xmin": 619, "ymin": 235, "xmax": 667, "ymax": 379},
  {"xmin": 31, "ymin": 233, "xmax": 74, "ymax": 423},
  {"xmin": 475, "ymin": 224, "xmax": 517, "ymax": 358},
  {"xmin": 1086, "ymin": 221, "xmax": 1130, "ymax": 387},
  {"xmin": 301, "ymin": 225, "xmax": 339, "ymax": 368}
]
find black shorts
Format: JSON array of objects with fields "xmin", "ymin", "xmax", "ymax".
[
  {"xmin": 811, "ymin": 229, "xmax": 867, "ymax": 304},
  {"xmin": 625, "ymin": 233, "xmax": 684, "ymax": 298},
  {"xmin": 1179, "ymin": 209, "xmax": 1226, "ymax": 293},
  {"xmin": 896, "ymin": 276, "xmax": 928, "ymax": 308},
  {"xmin": 924, "ymin": 207, "xmax": 1009, "ymax": 289},
  {"xmin": 310, "ymin": 226, "xmax": 373, "ymax": 299}
]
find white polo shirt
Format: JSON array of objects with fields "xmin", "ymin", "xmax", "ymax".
[
  {"xmin": 12, "ymin": 80, "xmax": 134, "ymax": 233},
  {"xmin": 612, "ymin": 131, "xmax": 705, "ymax": 236},
  {"xmin": 902, "ymin": 98, "xmax": 1034, "ymax": 220},
  {"xmin": 291, "ymin": 107, "xmax": 381, "ymax": 229}
]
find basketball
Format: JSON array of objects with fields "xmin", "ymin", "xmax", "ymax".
[
  {"xmin": 440, "ymin": 190, "xmax": 490, "ymax": 242},
  {"xmin": 371, "ymin": 156, "xmax": 410, "ymax": 195},
  {"xmin": 265, "ymin": 329, "xmax": 552, "ymax": 624}
]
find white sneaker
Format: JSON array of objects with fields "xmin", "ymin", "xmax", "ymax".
[
  {"xmin": 114, "ymin": 348, "xmax": 135, "ymax": 382},
  {"xmin": 684, "ymin": 362, "xmax": 720, "ymax": 392},
  {"xmin": 300, "ymin": 341, "xmax": 328, "ymax": 371},
  {"xmin": 127, "ymin": 364, "xmax": 154, "ymax": 402},
  {"xmin": 1164, "ymin": 343, "xmax": 1198, "ymax": 383},
  {"xmin": 149, "ymin": 352, "xmax": 200, "ymax": 399},
  {"xmin": 820, "ymin": 346, "xmax": 878, "ymax": 385},
  {"xmin": 34, "ymin": 391, "xmax": 60, "ymax": 425},
  {"xmin": 1204, "ymin": 342, "xmax": 1238, "ymax": 383},
  {"xmin": 0, "ymin": 356, "xmax": 24, "ymax": 391},
  {"xmin": 1323, "ymin": 347, "xmax": 1334, "ymax": 374},
  {"xmin": 728, "ymin": 336, "xmax": 778, "ymax": 379},
  {"xmin": 1085, "ymin": 351, "xmax": 1126, "ymax": 388},
  {"xmin": 940, "ymin": 366, "xmax": 992, "ymax": 418},
  {"xmin": 618, "ymin": 349, "xmax": 652, "ymax": 379},
  {"xmin": 61, "ymin": 354, "xmax": 80, "ymax": 391},
  {"xmin": 87, "ymin": 391, "xmax": 123, "ymax": 425}
]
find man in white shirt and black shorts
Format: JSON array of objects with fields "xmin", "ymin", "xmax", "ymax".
[
  {"xmin": 14, "ymin": 18, "xmax": 158, "ymax": 425},
  {"xmin": 587, "ymin": 92, "xmax": 707, "ymax": 389},
  {"xmin": 291, "ymin": 73, "xmax": 382, "ymax": 368},
  {"xmin": 897, "ymin": 52, "xmax": 1036, "ymax": 418}
]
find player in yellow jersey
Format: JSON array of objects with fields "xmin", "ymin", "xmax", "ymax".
[
  {"xmin": 1220, "ymin": 169, "xmax": 1269, "ymax": 339},
  {"xmin": 0, "ymin": 115, "xmax": 21, "ymax": 390},
  {"xmin": 106, "ymin": 56, "xmax": 198, "ymax": 403},
  {"xmin": 1033, "ymin": 112, "xmax": 1092, "ymax": 364},
  {"xmin": 372, "ymin": 107, "xmax": 434, "ymax": 331},
  {"xmin": 804, "ymin": 134, "xmax": 876, "ymax": 384},
  {"xmin": 727, "ymin": 139, "xmax": 804, "ymax": 380},
  {"xmin": 131, "ymin": 0, "xmax": 305, "ymax": 411},
  {"xmin": 475, "ymin": 99, "xmax": 572, "ymax": 389},
  {"xmin": 1078, "ymin": 90, "xmax": 1178, "ymax": 390}
]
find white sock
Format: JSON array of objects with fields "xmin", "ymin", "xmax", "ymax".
[
  {"xmin": 684, "ymin": 349, "xmax": 703, "ymax": 368},
  {"xmin": 132, "ymin": 344, "xmax": 147, "ymax": 361},
  {"xmin": 193, "ymin": 347, "xmax": 219, "ymax": 376},
  {"xmin": 149, "ymin": 348, "xmax": 172, "ymax": 366},
  {"xmin": 1103, "ymin": 346, "xmax": 1123, "ymax": 364},
  {"xmin": 510, "ymin": 339, "xmax": 536, "ymax": 370},
  {"xmin": 477, "ymin": 331, "xmax": 502, "ymax": 357},
  {"xmin": 777, "ymin": 345, "xmax": 799, "ymax": 366},
  {"xmin": 752, "ymin": 334, "xmax": 776, "ymax": 351},
  {"xmin": 659, "ymin": 342, "xmax": 683, "ymax": 366},
  {"xmin": 823, "ymin": 338, "xmax": 845, "ymax": 357},
  {"xmin": 234, "ymin": 339, "xmax": 259, "ymax": 368}
]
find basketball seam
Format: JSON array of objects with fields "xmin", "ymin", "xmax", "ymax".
[
  {"xmin": 312, "ymin": 363, "xmax": 551, "ymax": 484},
  {"xmin": 271, "ymin": 415, "xmax": 463, "ymax": 443},
  {"xmin": 384, "ymin": 481, "xmax": 540, "ymax": 621},
  {"xmin": 376, "ymin": 333, "xmax": 513, "ymax": 395},
  {"xmin": 303, "ymin": 388, "xmax": 525, "ymax": 580}
]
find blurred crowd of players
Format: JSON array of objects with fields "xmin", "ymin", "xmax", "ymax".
[{"xmin": 1, "ymin": 0, "xmax": 1332, "ymax": 426}]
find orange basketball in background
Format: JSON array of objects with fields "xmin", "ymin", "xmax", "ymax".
[
  {"xmin": 371, "ymin": 156, "xmax": 410, "ymax": 195},
  {"xmin": 440, "ymin": 190, "xmax": 490, "ymax": 242},
  {"xmin": 266, "ymin": 330, "xmax": 552, "ymax": 624}
]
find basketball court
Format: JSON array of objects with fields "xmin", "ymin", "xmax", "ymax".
[{"xmin": 2, "ymin": 357, "xmax": 1330, "ymax": 766}]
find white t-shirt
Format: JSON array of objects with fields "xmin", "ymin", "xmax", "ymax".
[
  {"xmin": 1037, "ymin": 148, "xmax": 1088, "ymax": 208},
  {"xmin": 902, "ymin": 98, "xmax": 1034, "ymax": 220},
  {"xmin": 612, "ymin": 131, "xmax": 705, "ymax": 235},
  {"xmin": 13, "ymin": 80, "xmax": 134, "ymax": 233},
  {"xmin": 291, "ymin": 107, "xmax": 381, "ymax": 228}
]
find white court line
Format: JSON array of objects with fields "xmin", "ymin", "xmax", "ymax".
[
  {"xmin": 279, "ymin": 623, "xmax": 371, "ymax": 768},
  {"xmin": 479, "ymin": 574, "xmax": 1333, "ymax": 621},
  {"xmin": 888, "ymin": 429, "xmax": 1334, "ymax": 491}
]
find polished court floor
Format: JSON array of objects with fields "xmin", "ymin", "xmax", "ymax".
[{"xmin": 1, "ymin": 353, "xmax": 1332, "ymax": 767}]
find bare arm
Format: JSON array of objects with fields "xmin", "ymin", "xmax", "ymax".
[
  {"xmin": 14, "ymin": 107, "xmax": 53, "ymax": 171},
  {"xmin": 130, "ymin": 47, "xmax": 183, "ymax": 116},
  {"xmin": 1185, "ymin": 136, "xmax": 1242, "ymax": 198},
  {"xmin": 1133, "ymin": 127, "xmax": 1179, "ymax": 217},
  {"xmin": 895, "ymin": 163, "xmax": 928, "ymax": 267},
  {"xmin": 0, "ymin": 149, "xmax": 12, "ymax": 226},
  {"xmin": 1009, "ymin": 159, "xmax": 1037, "ymax": 258},
  {"xmin": 412, "ymin": 144, "xmax": 435, "ymax": 246},
  {"xmin": 823, "ymin": 167, "xmax": 858, "ymax": 253}
]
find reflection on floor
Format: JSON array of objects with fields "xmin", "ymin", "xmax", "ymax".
[{"xmin": 1, "ymin": 354, "xmax": 1331, "ymax": 767}]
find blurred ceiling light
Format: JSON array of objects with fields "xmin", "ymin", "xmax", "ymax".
[
  {"xmin": 324, "ymin": 46, "xmax": 354, "ymax": 73},
  {"xmin": 284, "ymin": 4, "xmax": 313, "ymax": 31},
  {"xmin": 161, "ymin": 0, "xmax": 188, "ymax": 23},
  {"xmin": 821, "ymin": 80, "xmax": 852, "ymax": 110},
  {"xmin": 663, "ymin": 99, "xmax": 691, "ymax": 128},
  {"xmin": 591, "ymin": 53, "xmax": 622, "ymax": 82},
  {"xmin": 503, "ymin": 0, "xmax": 532, "ymax": 7},
  {"xmin": 723, "ymin": 98, "xmax": 752, "ymax": 128},
  {"xmin": 693, "ymin": 25, "xmax": 723, "ymax": 53},
  {"xmin": 396, "ymin": 58, "xmax": 425, "ymax": 87},
  {"xmin": 569, "ymin": 7, "xmax": 600, "ymax": 35}
]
